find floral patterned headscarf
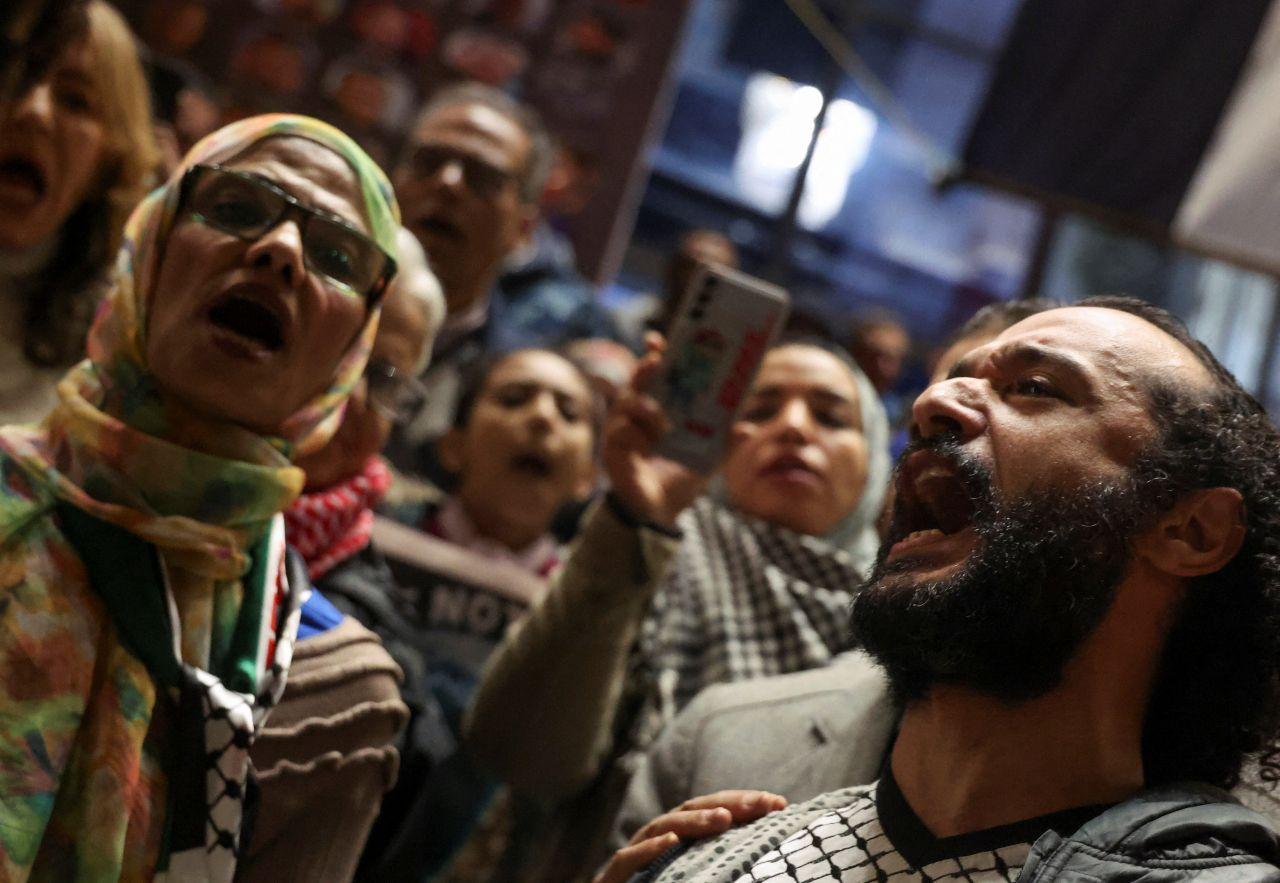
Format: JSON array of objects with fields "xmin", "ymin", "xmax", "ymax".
[{"xmin": 89, "ymin": 112, "xmax": 401, "ymax": 458}]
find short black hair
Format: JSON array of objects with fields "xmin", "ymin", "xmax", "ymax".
[
  {"xmin": 406, "ymin": 82, "xmax": 554, "ymax": 204},
  {"xmin": 1076, "ymin": 295, "xmax": 1280, "ymax": 788}
]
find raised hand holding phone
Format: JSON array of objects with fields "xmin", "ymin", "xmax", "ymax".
[
  {"xmin": 603, "ymin": 333, "xmax": 708, "ymax": 530},
  {"xmin": 603, "ymin": 265, "xmax": 790, "ymax": 528}
]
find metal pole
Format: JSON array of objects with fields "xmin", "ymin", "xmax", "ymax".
[{"xmin": 766, "ymin": 13, "xmax": 849, "ymax": 281}]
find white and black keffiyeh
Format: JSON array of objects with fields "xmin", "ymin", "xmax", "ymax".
[
  {"xmin": 645, "ymin": 767, "xmax": 1113, "ymax": 883},
  {"xmin": 727, "ymin": 794, "xmax": 1026, "ymax": 882},
  {"xmin": 647, "ymin": 782, "xmax": 1031, "ymax": 883},
  {"xmin": 52, "ymin": 503, "xmax": 307, "ymax": 882},
  {"xmin": 616, "ymin": 349, "xmax": 892, "ymax": 757},
  {"xmin": 626, "ymin": 498, "xmax": 868, "ymax": 753},
  {"xmin": 156, "ymin": 517, "xmax": 304, "ymax": 883}
]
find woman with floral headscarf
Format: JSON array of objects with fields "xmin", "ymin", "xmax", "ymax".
[{"xmin": 0, "ymin": 114, "xmax": 399, "ymax": 881}]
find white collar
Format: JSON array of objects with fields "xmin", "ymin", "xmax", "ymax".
[{"xmin": 435, "ymin": 495, "xmax": 560, "ymax": 577}]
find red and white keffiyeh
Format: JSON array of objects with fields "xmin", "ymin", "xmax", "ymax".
[{"xmin": 283, "ymin": 456, "xmax": 392, "ymax": 579}]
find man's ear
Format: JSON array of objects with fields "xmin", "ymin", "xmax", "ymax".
[
  {"xmin": 436, "ymin": 427, "xmax": 466, "ymax": 476},
  {"xmin": 1134, "ymin": 487, "xmax": 1246, "ymax": 577}
]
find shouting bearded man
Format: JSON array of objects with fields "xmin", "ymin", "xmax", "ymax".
[{"xmin": 599, "ymin": 296, "xmax": 1280, "ymax": 883}]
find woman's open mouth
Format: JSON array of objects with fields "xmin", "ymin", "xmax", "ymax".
[
  {"xmin": 0, "ymin": 156, "xmax": 47, "ymax": 207},
  {"xmin": 206, "ymin": 290, "xmax": 287, "ymax": 360},
  {"xmin": 510, "ymin": 451, "xmax": 554, "ymax": 478}
]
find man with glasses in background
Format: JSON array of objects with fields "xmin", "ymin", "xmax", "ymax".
[{"xmin": 388, "ymin": 83, "xmax": 612, "ymax": 481}]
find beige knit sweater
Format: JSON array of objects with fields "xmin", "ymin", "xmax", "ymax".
[{"xmin": 239, "ymin": 617, "xmax": 409, "ymax": 882}]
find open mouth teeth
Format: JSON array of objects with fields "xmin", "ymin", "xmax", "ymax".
[
  {"xmin": 0, "ymin": 157, "xmax": 46, "ymax": 197},
  {"xmin": 511, "ymin": 453, "xmax": 553, "ymax": 477},
  {"xmin": 894, "ymin": 466, "xmax": 976, "ymax": 540},
  {"xmin": 208, "ymin": 296, "xmax": 284, "ymax": 351}
]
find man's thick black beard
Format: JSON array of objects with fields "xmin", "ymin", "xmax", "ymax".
[{"xmin": 850, "ymin": 440, "xmax": 1158, "ymax": 705}]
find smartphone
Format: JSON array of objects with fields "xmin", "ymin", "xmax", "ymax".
[{"xmin": 652, "ymin": 264, "xmax": 790, "ymax": 473}]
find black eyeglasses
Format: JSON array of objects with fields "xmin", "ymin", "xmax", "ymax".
[
  {"xmin": 405, "ymin": 144, "xmax": 517, "ymax": 200},
  {"xmin": 179, "ymin": 164, "xmax": 397, "ymax": 304},
  {"xmin": 365, "ymin": 358, "xmax": 426, "ymax": 423}
]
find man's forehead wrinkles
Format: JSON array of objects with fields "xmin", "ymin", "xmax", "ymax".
[
  {"xmin": 1020, "ymin": 306, "xmax": 1216, "ymax": 390},
  {"xmin": 995, "ymin": 342, "xmax": 1093, "ymax": 378},
  {"xmin": 1087, "ymin": 336, "xmax": 1207, "ymax": 406},
  {"xmin": 947, "ymin": 339, "xmax": 1090, "ymax": 382}
]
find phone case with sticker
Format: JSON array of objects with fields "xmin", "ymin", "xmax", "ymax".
[{"xmin": 653, "ymin": 265, "xmax": 790, "ymax": 473}]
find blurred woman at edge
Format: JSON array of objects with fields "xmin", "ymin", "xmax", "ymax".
[{"xmin": 0, "ymin": 0, "xmax": 158, "ymax": 423}]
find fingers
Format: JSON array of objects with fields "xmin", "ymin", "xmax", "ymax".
[
  {"xmin": 632, "ymin": 352, "xmax": 663, "ymax": 396},
  {"xmin": 609, "ymin": 389, "xmax": 669, "ymax": 446},
  {"xmin": 593, "ymin": 832, "xmax": 679, "ymax": 883},
  {"xmin": 631, "ymin": 806, "xmax": 734, "ymax": 845},
  {"xmin": 602, "ymin": 385, "xmax": 677, "ymax": 522},
  {"xmin": 596, "ymin": 792, "xmax": 787, "ymax": 883},
  {"xmin": 677, "ymin": 790, "xmax": 789, "ymax": 822},
  {"xmin": 644, "ymin": 330, "xmax": 668, "ymax": 357},
  {"xmin": 632, "ymin": 332, "xmax": 667, "ymax": 393}
]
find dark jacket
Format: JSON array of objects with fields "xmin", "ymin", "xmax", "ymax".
[
  {"xmin": 318, "ymin": 545, "xmax": 474, "ymax": 881},
  {"xmin": 492, "ymin": 222, "xmax": 617, "ymax": 353},
  {"xmin": 1018, "ymin": 784, "xmax": 1280, "ymax": 881}
]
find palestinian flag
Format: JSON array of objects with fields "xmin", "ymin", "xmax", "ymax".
[{"xmin": 962, "ymin": 0, "xmax": 1280, "ymax": 272}]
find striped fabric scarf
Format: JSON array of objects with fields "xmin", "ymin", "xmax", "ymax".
[{"xmin": 284, "ymin": 456, "xmax": 392, "ymax": 579}]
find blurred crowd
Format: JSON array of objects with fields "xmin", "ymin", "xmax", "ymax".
[{"xmin": 6, "ymin": 4, "xmax": 1280, "ymax": 883}]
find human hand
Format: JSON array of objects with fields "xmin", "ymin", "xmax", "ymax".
[
  {"xmin": 602, "ymin": 332, "xmax": 709, "ymax": 528},
  {"xmin": 592, "ymin": 790, "xmax": 788, "ymax": 883}
]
